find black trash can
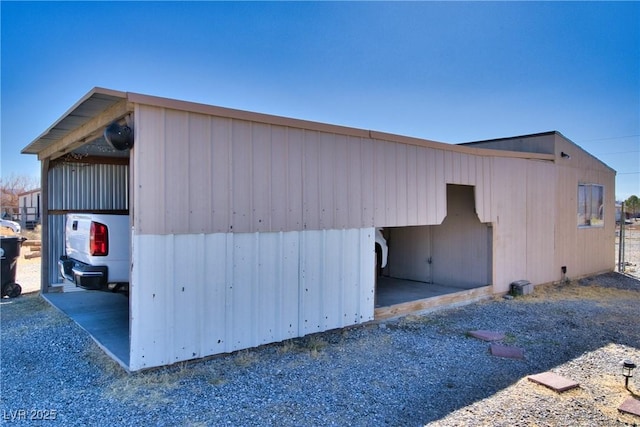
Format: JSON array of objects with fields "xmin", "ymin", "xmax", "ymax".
[{"xmin": 1, "ymin": 236, "xmax": 27, "ymax": 298}]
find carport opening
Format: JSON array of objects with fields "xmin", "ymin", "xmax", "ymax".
[
  {"xmin": 375, "ymin": 185, "xmax": 493, "ymax": 315},
  {"xmin": 42, "ymin": 131, "xmax": 132, "ymax": 370}
]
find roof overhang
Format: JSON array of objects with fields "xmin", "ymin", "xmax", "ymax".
[
  {"xmin": 22, "ymin": 87, "xmax": 557, "ymax": 163},
  {"xmin": 21, "ymin": 87, "xmax": 131, "ymax": 161}
]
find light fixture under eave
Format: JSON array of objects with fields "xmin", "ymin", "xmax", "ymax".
[
  {"xmin": 104, "ymin": 122, "xmax": 134, "ymax": 151},
  {"xmin": 561, "ymin": 151, "xmax": 571, "ymax": 159}
]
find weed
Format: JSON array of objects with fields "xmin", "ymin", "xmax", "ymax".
[
  {"xmin": 234, "ymin": 350, "xmax": 258, "ymax": 367},
  {"xmin": 304, "ymin": 335, "xmax": 327, "ymax": 353},
  {"xmin": 207, "ymin": 376, "xmax": 227, "ymax": 386},
  {"xmin": 277, "ymin": 339, "xmax": 299, "ymax": 354},
  {"xmin": 503, "ymin": 332, "xmax": 517, "ymax": 344}
]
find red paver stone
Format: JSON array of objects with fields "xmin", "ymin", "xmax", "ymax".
[
  {"xmin": 527, "ymin": 372, "xmax": 580, "ymax": 392},
  {"xmin": 619, "ymin": 396, "xmax": 640, "ymax": 417},
  {"xmin": 489, "ymin": 343, "xmax": 524, "ymax": 359},
  {"xmin": 469, "ymin": 330, "xmax": 506, "ymax": 341}
]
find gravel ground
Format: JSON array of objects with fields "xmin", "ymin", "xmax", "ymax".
[{"xmin": 1, "ymin": 226, "xmax": 639, "ymax": 426}]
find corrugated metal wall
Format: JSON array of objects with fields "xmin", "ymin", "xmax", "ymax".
[
  {"xmin": 48, "ymin": 162, "xmax": 129, "ymax": 211},
  {"xmin": 133, "ymin": 105, "xmax": 494, "ymax": 235},
  {"xmin": 128, "ymin": 102, "xmax": 616, "ymax": 369},
  {"xmin": 46, "ymin": 162, "xmax": 129, "ymax": 284},
  {"xmin": 129, "ymin": 228, "xmax": 375, "ymax": 370}
]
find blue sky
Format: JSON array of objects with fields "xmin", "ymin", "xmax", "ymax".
[{"xmin": 1, "ymin": 1, "xmax": 638, "ymax": 200}]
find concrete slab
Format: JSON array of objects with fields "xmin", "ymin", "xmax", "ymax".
[
  {"xmin": 489, "ymin": 343, "xmax": 524, "ymax": 359},
  {"xmin": 375, "ymin": 277, "xmax": 483, "ymax": 308},
  {"xmin": 469, "ymin": 330, "xmax": 505, "ymax": 341},
  {"xmin": 43, "ymin": 291, "xmax": 129, "ymax": 368},
  {"xmin": 619, "ymin": 396, "xmax": 640, "ymax": 417},
  {"xmin": 527, "ymin": 372, "xmax": 580, "ymax": 392}
]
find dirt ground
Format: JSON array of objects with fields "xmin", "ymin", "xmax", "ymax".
[
  {"xmin": 2, "ymin": 227, "xmax": 42, "ymax": 295},
  {"xmin": 4, "ymin": 223, "xmax": 640, "ymax": 296}
]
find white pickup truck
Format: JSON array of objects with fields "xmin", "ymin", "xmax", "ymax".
[{"xmin": 58, "ymin": 213, "xmax": 130, "ymax": 292}]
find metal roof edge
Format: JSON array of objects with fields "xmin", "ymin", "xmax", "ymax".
[
  {"xmin": 126, "ymin": 91, "xmax": 373, "ymax": 139},
  {"xmin": 21, "ymin": 87, "xmax": 128, "ymax": 155},
  {"xmin": 458, "ymin": 130, "xmax": 558, "ymax": 146},
  {"xmin": 127, "ymin": 91, "xmax": 555, "ymax": 161},
  {"xmin": 552, "ymin": 132, "xmax": 616, "ymax": 174},
  {"xmin": 369, "ymin": 130, "xmax": 556, "ymax": 161},
  {"xmin": 20, "ymin": 88, "xmax": 562, "ymax": 163}
]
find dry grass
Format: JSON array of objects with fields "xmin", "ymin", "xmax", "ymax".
[
  {"xmin": 522, "ymin": 280, "xmax": 639, "ymax": 303},
  {"xmin": 234, "ymin": 349, "xmax": 258, "ymax": 367},
  {"xmin": 104, "ymin": 369, "xmax": 183, "ymax": 408},
  {"xmin": 0, "ymin": 225, "xmax": 41, "ymax": 240},
  {"xmin": 277, "ymin": 339, "xmax": 299, "ymax": 354},
  {"xmin": 0, "ymin": 294, "xmax": 66, "ymax": 328},
  {"xmin": 21, "ymin": 225, "xmax": 42, "ymax": 241}
]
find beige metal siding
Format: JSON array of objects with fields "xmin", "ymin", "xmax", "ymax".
[
  {"xmin": 129, "ymin": 228, "xmax": 375, "ymax": 371},
  {"xmin": 524, "ymin": 160, "xmax": 557, "ymax": 285},
  {"xmin": 431, "ymin": 185, "xmax": 492, "ymax": 288},
  {"xmin": 553, "ymin": 135, "xmax": 615, "ymax": 279},
  {"xmin": 132, "ymin": 104, "xmax": 614, "ymax": 294},
  {"xmin": 490, "ymin": 158, "xmax": 534, "ymax": 292},
  {"xmin": 134, "ymin": 106, "xmax": 497, "ymax": 235},
  {"xmin": 491, "ymin": 157, "xmax": 558, "ymax": 291}
]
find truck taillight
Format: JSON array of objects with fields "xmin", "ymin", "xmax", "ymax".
[{"xmin": 90, "ymin": 221, "xmax": 108, "ymax": 256}]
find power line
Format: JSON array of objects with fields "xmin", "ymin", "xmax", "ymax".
[
  {"xmin": 595, "ymin": 150, "xmax": 640, "ymax": 156},
  {"xmin": 578, "ymin": 134, "xmax": 640, "ymax": 142},
  {"xmin": 617, "ymin": 172, "xmax": 639, "ymax": 175}
]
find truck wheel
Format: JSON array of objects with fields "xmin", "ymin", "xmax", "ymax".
[{"xmin": 3, "ymin": 283, "xmax": 22, "ymax": 298}]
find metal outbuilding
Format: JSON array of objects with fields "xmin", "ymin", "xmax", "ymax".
[{"xmin": 22, "ymin": 88, "xmax": 615, "ymax": 371}]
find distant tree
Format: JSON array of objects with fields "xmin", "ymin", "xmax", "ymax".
[
  {"xmin": 625, "ymin": 195, "xmax": 640, "ymax": 218},
  {"xmin": 0, "ymin": 174, "xmax": 39, "ymax": 218}
]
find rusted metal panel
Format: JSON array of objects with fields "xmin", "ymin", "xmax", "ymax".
[{"xmin": 129, "ymin": 228, "xmax": 375, "ymax": 371}]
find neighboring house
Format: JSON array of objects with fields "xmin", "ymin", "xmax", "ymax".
[
  {"xmin": 21, "ymin": 88, "xmax": 615, "ymax": 371},
  {"xmin": 17, "ymin": 188, "xmax": 42, "ymax": 229},
  {"xmin": 616, "ymin": 203, "xmax": 633, "ymax": 224}
]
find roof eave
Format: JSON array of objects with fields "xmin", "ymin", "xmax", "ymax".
[{"xmin": 21, "ymin": 87, "xmax": 128, "ymax": 156}]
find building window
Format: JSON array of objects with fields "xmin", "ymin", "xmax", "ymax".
[{"xmin": 578, "ymin": 184, "xmax": 604, "ymax": 227}]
